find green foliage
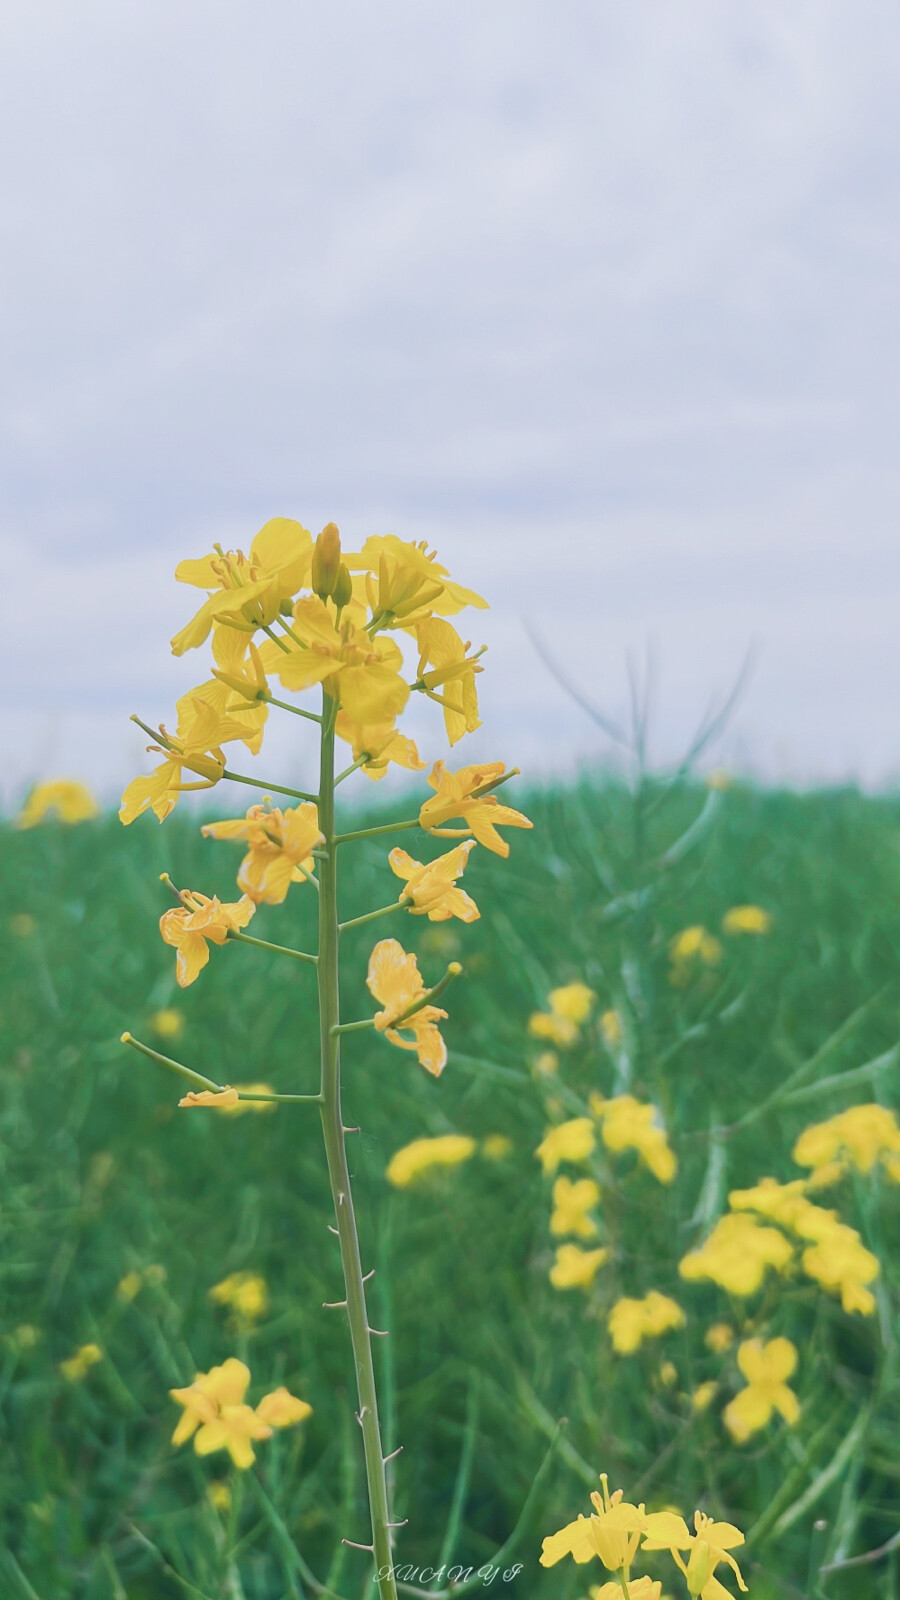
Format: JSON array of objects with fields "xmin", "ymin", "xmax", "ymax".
[{"xmin": 1, "ymin": 776, "xmax": 899, "ymax": 1598}]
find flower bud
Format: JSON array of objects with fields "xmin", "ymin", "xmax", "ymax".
[
  {"xmin": 333, "ymin": 562, "xmax": 353, "ymax": 610},
  {"xmin": 685, "ymin": 1539, "xmax": 711, "ymax": 1596},
  {"xmin": 312, "ymin": 522, "xmax": 342, "ymax": 599}
]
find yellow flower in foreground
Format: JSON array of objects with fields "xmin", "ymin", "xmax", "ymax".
[
  {"xmin": 60, "ymin": 1343, "xmax": 103, "ymax": 1382},
  {"xmin": 170, "ymin": 1358, "xmax": 250, "ymax": 1445},
  {"xmin": 388, "ymin": 841, "xmax": 480, "ymax": 922},
  {"xmin": 414, "ymin": 616, "xmax": 484, "ymax": 744},
  {"xmin": 348, "ymin": 531, "xmax": 488, "ymax": 626},
  {"xmin": 721, "ymin": 904, "xmax": 772, "ymax": 935},
  {"xmin": 367, "ymin": 938, "xmax": 449, "ymax": 1077},
  {"xmin": 386, "ymin": 1134, "xmax": 476, "ymax": 1187},
  {"xmin": 608, "ymin": 1292, "xmax": 685, "ymax": 1354},
  {"xmin": 170, "ymin": 517, "xmax": 313, "ymax": 654},
  {"xmin": 793, "ymin": 1103, "xmax": 900, "ymax": 1178},
  {"xmin": 119, "ymin": 693, "xmax": 255, "ymax": 824},
  {"xmin": 335, "ymin": 711, "xmax": 426, "ymax": 782},
  {"xmin": 535, "ymin": 1118, "xmax": 596, "ymax": 1174},
  {"xmin": 19, "ymin": 780, "xmax": 99, "ymax": 828},
  {"xmin": 210, "ymin": 1272, "xmax": 269, "ymax": 1323},
  {"xmin": 679, "ymin": 1213, "xmax": 792, "ymax": 1296},
  {"xmin": 419, "ymin": 761, "xmax": 532, "ymax": 857},
  {"xmin": 593, "ymin": 1096, "xmax": 677, "ymax": 1185},
  {"xmin": 273, "ymin": 596, "xmax": 410, "ymax": 724},
  {"xmin": 541, "ymin": 1479, "xmax": 646, "ymax": 1570},
  {"xmin": 550, "ymin": 1176, "xmax": 601, "ymax": 1238},
  {"xmin": 194, "ymin": 1403, "xmax": 273, "ymax": 1469},
  {"xmin": 202, "ymin": 802, "xmax": 322, "ymax": 904},
  {"xmin": 151, "ymin": 1008, "xmax": 184, "ymax": 1040},
  {"xmin": 160, "ymin": 890, "xmax": 255, "ymax": 986},
  {"xmin": 723, "ymin": 1337, "xmax": 800, "ymax": 1443},
  {"xmin": 549, "ymin": 1243, "xmax": 609, "ymax": 1290},
  {"xmin": 642, "ymin": 1509, "xmax": 747, "ymax": 1595},
  {"xmin": 179, "ymin": 1087, "xmax": 241, "ymax": 1109},
  {"xmin": 586, "ymin": 1583, "xmax": 661, "ymax": 1600}
]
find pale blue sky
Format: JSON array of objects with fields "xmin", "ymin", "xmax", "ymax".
[{"xmin": 3, "ymin": 1, "xmax": 900, "ymax": 801}]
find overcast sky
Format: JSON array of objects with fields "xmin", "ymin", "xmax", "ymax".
[{"xmin": 2, "ymin": 0, "xmax": 900, "ymax": 804}]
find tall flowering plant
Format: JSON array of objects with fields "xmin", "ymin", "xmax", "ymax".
[{"xmin": 118, "ymin": 519, "xmax": 531, "ymax": 1598}]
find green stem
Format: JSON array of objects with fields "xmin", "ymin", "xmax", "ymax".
[
  {"xmin": 316, "ymin": 697, "xmax": 399, "ymax": 1600},
  {"xmin": 222, "ymin": 769, "xmax": 318, "ymax": 804},
  {"xmin": 120, "ymin": 1036, "xmax": 321, "ymax": 1104},
  {"xmin": 334, "ymin": 819, "xmax": 419, "ymax": 846},
  {"xmin": 332, "ymin": 1018, "xmax": 376, "ymax": 1037},
  {"xmin": 335, "ymin": 755, "xmax": 371, "ymax": 785},
  {"xmin": 267, "ymin": 693, "xmax": 322, "ymax": 725},
  {"xmin": 227, "ymin": 930, "xmax": 318, "ymax": 966},
  {"xmin": 339, "ymin": 901, "xmax": 407, "ymax": 934}
]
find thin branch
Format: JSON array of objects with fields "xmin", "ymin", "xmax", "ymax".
[{"xmin": 227, "ymin": 930, "xmax": 318, "ymax": 966}]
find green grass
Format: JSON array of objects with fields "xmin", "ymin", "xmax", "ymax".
[{"xmin": 2, "ymin": 774, "xmax": 899, "ymax": 1599}]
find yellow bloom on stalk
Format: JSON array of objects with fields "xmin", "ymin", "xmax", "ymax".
[
  {"xmin": 170, "ymin": 1357, "xmax": 311, "ymax": 1470},
  {"xmin": 273, "ymin": 596, "xmax": 410, "ymax": 724},
  {"xmin": 608, "ymin": 1292, "xmax": 685, "ymax": 1354},
  {"xmin": 723, "ymin": 1337, "xmax": 800, "ymax": 1443},
  {"xmin": 202, "ymin": 802, "xmax": 323, "ymax": 904},
  {"xmin": 120, "ymin": 693, "xmax": 255, "ymax": 824},
  {"xmin": 386, "ymin": 1134, "xmax": 476, "ymax": 1187},
  {"xmin": 388, "ymin": 841, "xmax": 480, "ymax": 922},
  {"xmin": 160, "ymin": 890, "xmax": 255, "ymax": 986},
  {"xmin": 550, "ymin": 1176, "xmax": 601, "ymax": 1238},
  {"xmin": 482, "ymin": 1134, "xmax": 512, "ymax": 1159},
  {"xmin": 535, "ymin": 1117, "xmax": 596, "ymax": 1174},
  {"xmin": 367, "ymin": 938, "xmax": 449, "ymax": 1077},
  {"xmin": 419, "ymin": 761, "xmax": 533, "ymax": 857},
  {"xmin": 668, "ymin": 926, "xmax": 722, "ymax": 986},
  {"xmin": 60, "ymin": 1343, "xmax": 103, "ymax": 1382},
  {"xmin": 792, "ymin": 1103, "xmax": 900, "ymax": 1179},
  {"xmin": 592, "ymin": 1095, "xmax": 677, "ymax": 1185},
  {"xmin": 170, "ymin": 517, "xmax": 313, "ymax": 655},
  {"xmin": 541, "ymin": 1479, "xmax": 647, "ymax": 1570},
  {"xmin": 679, "ymin": 1212, "xmax": 792, "ymax": 1296},
  {"xmin": 642, "ymin": 1509, "xmax": 747, "ymax": 1596},
  {"xmin": 18, "ymin": 780, "xmax": 99, "ymax": 828},
  {"xmin": 721, "ymin": 904, "xmax": 772, "ymax": 936},
  {"xmin": 549, "ymin": 1243, "xmax": 609, "ymax": 1290},
  {"xmin": 347, "ymin": 532, "xmax": 489, "ymax": 627},
  {"xmin": 335, "ymin": 711, "xmax": 427, "ymax": 782},
  {"xmin": 413, "ymin": 616, "xmax": 484, "ymax": 744},
  {"xmin": 210, "ymin": 1272, "xmax": 269, "ymax": 1323},
  {"xmin": 255, "ymin": 1386, "xmax": 313, "ymax": 1427}
]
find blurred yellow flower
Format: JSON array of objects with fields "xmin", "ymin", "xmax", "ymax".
[
  {"xmin": 19, "ymin": 780, "xmax": 99, "ymax": 828},
  {"xmin": 482, "ymin": 1134, "xmax": 512, "ymax": 1159},
  {"xmin": 549, "ymin": 1243, "xmax": 608, "ymax": 1290},
  {"xmin": 793, "ymin": 1103, "xmax": 900, "ymax": 1178},
  {"xmin": 202, "ymin": 802, "xmax": 323, "ymax": 904},
  {"xmin": 388, "ymin": 841, "xmax": 480, "ymax": 922},
  {"xmin": 60, "ymin": 1343, "xmax": 103, "ymax": 1382},
  {"xmin": 704, "ymin": 1322, "xmax": 733, "ymax": 1354},
  {"xmin": 679, "ymin": 1213, "xmax": 792, "ymax": 1296},
  {"xmin": 600, "ymin": 1009, "xmax": 623, "ymax": 1047},
  {"xmin": 367, "ymin": 938, "xmax": 449, "ymax": 1078},
  {"xmin": 704, "ymin": 768, "xmax": 733, "ymax": 791},
  {"xmin": 801, "ymin": 1225, "xmax": 879, "ymax": 1315},
  {"xmin": 723, "ymin": 1337, "xmax": 800, "ymax": 1443},
  {"xmin": 608, "ymin": 1292, "xmax": 685, "ymax": 1354},
  {"xmin": 593, "ymin": 1095, "xmax": 677, "ymax": 1185},
  {"xmin": 178, "ymin": 1087, "xmax": 241, "ymax": 1109},
  {"xmin": 215, "ymin": 1083, "xmax": 278, "ymax": 1117},
  {"xmin": 414, "ymin": 615, "xmax": 484, "ymax": 744},
  {"xmin": 642, "ymin": 1510, "xmax": 747, "ymax": 1595},
  {"xmin": 14, "ymin": 1325, "xmax": 41, "ymax": 1350},
  {"xmin": 549, "ymin": 983, "xmax": 595, "ymax": 1024},
  {"xmin": 535, "ymin": 1118, "xmax": 595, "ymax": 1174},
  {"xmin": 529, "ymin": 1010, "xmax": 579, "ymax": 1047},
  {"xmin": 658, "ymin": 1360, "xmax": 677, "ymax": 1388},
  {"xmin": 144, "ymin": 1264, "xmax": 167, "ymax": 1286},
  {"xmin": 550, "ymin": 1176, "xmax": 600, "ymax": 1239},
  {"xmin": 255, "ymin": 1386, "xmax": 313, "ymax": 1428},
  {"xmin": 534, "ymin": 1050, "xmax": 559, "ymax": 1076},
  {"xmin": 721, "ymin": 904, "xmax": 772, "ymax": 935},
  {"xmin": 210, "ymin": 1272, "xmax": 269, "ymax": 1323},
  {"xmin": 116, "ymin": 1271, "xmax": 143, "ymax": 1302},
  {"xmin": 419, "ymin": 760, "xmax": 532, "ymax": 857},
  {"xmin": 691, "ymin": 1381, "xmax": 718, "ymax": 1412},
  {"xmin": 668, "ymin": 926, "xmax": 722, "ymax": 986},
  {"xmin": 194, "ymin": 1403, "xmax": 272, "ymax": 1470},
  {"xmin": 171, "ymin": 1358, "xmax": 250, "ymax": 1445},
  {"xmin": 207, "ymin": 1482, "xmax": 232, "ymax": 1512},
  {"xmin": 160, "ymin": 890, "xmax": 255, "ymax": 986},
  {"xmin": 386, "ymin": 1134, "xmax": 476, "ymax": 1187},
  {"xmin": 151, "ymin": 1008, "xmax": 184, "ymax": 1040}
]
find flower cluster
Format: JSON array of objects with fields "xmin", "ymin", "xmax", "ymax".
[
  {"xmin": 608, "ymin": 1292, "xmax": 685, "ymax": 1355},
  {"xmin": 792, "ymin": 1102, "xmax": 900, "ymax": 1184},
  {"xmin": 170, "ymin": 1357, "xmax": 311, "ymax": 1470},
  {"xmin": 529, "ymin": 983, "xmax": 596, "ymax": 1048}
]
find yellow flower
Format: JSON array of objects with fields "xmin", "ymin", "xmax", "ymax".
[
  {"xmin": 600, "ymin": 1009, "xmax": 623, "ymax": 1047},
  {"xmin": 668, "ymin": 927, "xmax": 722, "ymax": 986},
  {"xmin": 704, "ymin": 1323, "xmax": 733, "ymax": 1354},
  {"xmin": 214, "ymin": 1082, "xmax": 278, "ymax": 1116},
  {"xmin": 679, "ymin": 1213, "xmax": 793, "ymax": 1296},
  {"xmin": 348, "ymin": 532, "xmax": 489, "ymax": 627},
  {"xmin": 335, "ymin": 711, "xmax": 427, "ymax": 781},
  {"xmin": 202, "ymin": 802, "xmax": 322, "ymax": 904},
  {"xmin": 608, "ymin": 1292, "xmax": 685, "ymax": 1354},
  {"xmin": 723, "ymin": 1337, "xmax": 800, "ymax": 1443},
  {"xmin": 641, "ymin": 1509, "xmax": 747, "ymax": 1596},
  {"xmin": 255, "ymin": 1386, "xmax": 313, "ymax": 1428},
  {"xmin": 549, "ymin": 1243, "xmax": 609, "ymax": 1290},
  {"xmin": 194, "ymin": 1404, "xmax": 273, "ymax": 1470},
  {"xmin": 801, "ymin": 1224, "xmax": 879, "ymax": 1315},
  {"xmin": 179, "ymin": 1087, "xmax": 241, "ymax": 1109},
  {"xmin": 18, "ymin": 780, "xmax": 99, "ymax": 828},
  {"xmin": 419, "ymin": 761, "xmax": 533, "ymax": 857},
  {"xmin": 386, "ymin": 1134, "xmax": 476, "ymax": 1187},
  {"xmin": 388, "ymin": 842, "xmax": 480, "ymax": 922},
  {"xmin": 482, "ymin": 1134, "xmax": 512, "ymax": 1159},
  {"xmin": 366, "ymin": 938, "xmax": 449, "ymax": 1077},
  {"xmin": 793, "ymin": 1103, "xmax": 900, "ymax": 1178},
  {"xmin": 721, "ymin": 904, "xmax": 772, "ymax": 935},
  {"xmin": 151, "ymin": 1008, "xmax": 184, "ymax": 1040},
  {"xmin": 208, "ymin": 1482, "xmax": 232, "ymax": 1512},
  {"xmin": 414, "ymin": 616, "xmax": 484, "ymax": 744},
  {"xmin": 120, "ymin": 693, "xmax": 256, "ymax": 824},
  {"xmin": 160, "ymin": 890, "xmax": 255, "ymax": 986},
  {"xmin": 170, "ymin": 518, "xmax": 313, "ymax": 655},
  {"xmin": 273, "ymin": 595, "xmax": 410, "ymax": 724},
  {"xmin": 210, "ymin": 1272, "xmax": 269, "ymax": 1323},
  {"xmin": 529, "ymin": 1011, "xmax": 579, "ymax": 1047},
  {"xmin": 170, "ymin": 1358, "xmax": 250, "ymax": 1446},
  {"xmin": 60, "ymin": 1343, "xmax": 103, "ymax": 1382},
  {"xmin": 534, "ymin": 1050, "xmax": 559, "ymax": 1076},
  {"xmin": 116, "ymin": 1271, "xmax": 144, "ymax": 1302},
  {"xmin": 692, "ymin": 1381, "xmax": 718, "ymax": 1413},
  {"xmin": 549, "ymin": 983, "xmax": 595, "ymax": 1024},
  {"xmin": 541, "ymin": 1481, "xmax": 647, "ymax": 1570},
  {"xmin": 594, "ymin": 1096, "xmax": 677, "ymax": 1185},
  {"xmin": 535, "ymin": 1118, "xmax": 596, "ymax": 1174},
  {"xmin": 550, "ymin": 1176, "xmax": 601, "ymax": 1239}
]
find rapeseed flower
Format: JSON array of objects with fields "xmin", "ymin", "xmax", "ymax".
[
  {"xmin": 541, "ymin": 1481, "xmax": 646, "ymax": 1571},
  {"xmin": 723, "ymin": 1337, "xmax": 800, "ymax": 1443},
  {"xmin": 202, "ymin": 801, "xmax": 322, "ymax": 904},
  {"xmin": 348, "ymin": 533, "xmax": 488, "ymax": 627},
  {"xmin": 583, "ymin": 1583, "xmax": 661, "ymax": 1600},
  {"xmin": 482, "ymin": 1134, "xmax": 512, "ymax": 1159},
  {"xmin": 160, "ymin": 890, "xmax": 255, "ymax": 986},
  {"xmin": 18, "ymin": 780, "xmax": 99, "ymax": 828},
  {"xmin": 608, "ymin": 1292, "xmax": 685, "ymax": 1354},
  {"xmin": 388, "ymin": 841, "xmax": 480, "ymax": 921},
  {"xmin": 386, "ymin": 1134, "xmax": 476, "ymax": 1187},
  {"xmin": 274, "ymin": 596, "xmax": 409, "ymax": 724},
  {"xmin": 170, "ymin": 1357, "xmax": 311, "ymax": 1469},
  {"xmin": 529, "ymin": 981, "xmax": 595, "ymax": 1045},
  {"xmin": 792, "ymin": 1103, "xmax": 900, "ymax": 1180},
  {"xmin": 170, "ymin": 518, "xmax": 313, "ymax": 655},
  {"xmin": 801, "ymin": 1225, "xmax": 879, "ymax": 1315},
  {"xmin": 642, "ymin": 1510, "xmax": 747, "ymax": 1596},
  {"xmin": 120, "ymin": 693, "xmax": 255, "ymax": 824},
  {"xmin": 535, "ymin": 1118, "xmax": 596, "ymax": 1174},
  {"xmin": 692, "ymin": 1381, "xmax": 718, "ymax": 1413},
  {"xmin": 600, "ymin": 1009, "xmax": 623, "ymax": 1047},
  {"xmin": 60, "ymin": 1343, "xmax": 103, "ymax": 1382},
  {"xmin": 419, "ymin": 761, "xmax": 532, "ymax": 857},
  {"xmin": 179, "ymin": 1087, "xmax": 241, "ymax": 1109},
  {"xmin": 669, "ymin": 926, "xmax": 722, "ymax": 986},
  {"xmin": 549, "ymin": 1244, "xmax": 609, "ymax": 1290},
  {"xmin": 335, "ymin": 711, "xmax": 426, "ymax": 781},
  {"xmin": 705, "ymin": 1323, "xmax": 733, "ymax": 1354},
  {"xmin": 255, "ymin": 1386, "xmax": 313, "ymax": 1427},
  {"xmin": 367, "ymin": 938, "xmax": 448, "ymax": 1077},
  {"xmin": 550, "ymin": 1176, "xmax": 601, "ymax": 1238},
  {"xmin": 721, "ymin": 904, "xmax": 772, "ymax": 935},
  {"xmin": 414, "ymin": 616, "xmax": 484, "ymax": 744},
  {"xmin": 116, "ymin": 1271, "xmax": 144, "ymax": 1302},
  {"xmin": 593, "ymin": 1095, "xmax": 677, "ymax": 1185},
  {"xmin": 679, "ymin": 1213, "xmax": 792, "ymax": 1296},
  {"xmin": 210, "ymin": 1272, "xmax": 269, "ymax": 1324},
  {"xmin": 214, "ymin": 1082, "xmax": 278, "ymax": 1116},
  {"xmin": 151, "ymin": 1008, "xmax": 184, "ymax": 1040}
]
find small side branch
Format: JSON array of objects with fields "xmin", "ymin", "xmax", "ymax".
[
  {"xmin": 227, "ymin": 930, "xmax": 318, "ymax": 966},
  {"xmin": 222, "ymin": 768, "xmax": 318, "ymax": 804},
  {"xmin": 120, "ymin": 1036, "xmax": 321, "ymax": 1105},
  {"xmin": 334, "ymin": 819, "xmax": 420, "ymax": 846},
  {"xmin": 339, "ymin": 899, "xmax": 408, "ymax": 934}
]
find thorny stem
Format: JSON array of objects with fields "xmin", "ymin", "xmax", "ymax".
[{"xmin": 316, "ymin": 693, "xmax": 399, "ymax": 1600}]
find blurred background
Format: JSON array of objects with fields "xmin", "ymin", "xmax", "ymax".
[{"xmin": 2, "ymin": 0, "xmax": 900, "ymax": 803}]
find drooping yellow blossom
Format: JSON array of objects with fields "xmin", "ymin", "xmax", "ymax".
[
  {"xmin": 668, "ymin": 926, "xmax": 722, "ymax": 986},
  {"xmin": 388, "ymin": 841, "xmax": 480, "ymax": 922},
  {"xmin": 691, "ymin": 1381, "xmax": 718, "ymax": 1413},
  {"xmin": 18, "ymin": 780, "xmax": 99, "ymax": 828},
  {"xmin": 723, "ymin": 1337, "xmax": 800, "ymax": 1443},
  {"xmin": 679, "ymin": 1212, "xmax": 793, "ymax": 1296},
  {"xmin": 274, "ymin": 596, "xmax": 410, "ymax": 724},
  {"xmin": 642, "ymin": 1510, "xmax": 747, "ymax": 1595},
  {"xmin": 335, "ymin": 711, "xmax": 427, "ymax": 782},
  {"xmin": 541, "ymin": 1480, "xmax": 647, "ymax": 1570},
  {"xmin": 210, "ymin": 1272, "xmax": 269, "ymax": 1323},
  {"xmin": 414, "ymin": 616, "xmax": 484, "ymax": 744},
  {"xmin": 202, "ymin": 802, "xmax": 322, "ymax": 904},
  {"xmin": 721, "ymin": 904, "xmax": 772, "ymax": 935},
  {"xmin": 608, "ymin": 1292, "xmax": 686, "ymax": 1354},
  {"xmin": 535, "ymin": 1118, "xmax": 596, "ymax": 1174},
  {"xmin": 254, "ymin": 1386, "xmax": 313, "ymax": 1428},
  {"xmin": 160, "ymin": 890, "xmax": 255, "ymax": 986},
  {"xmin": 348, "ymin": 532, "xmax": 489, "ymax": 628},
  {"xmin": 792, "ymin": 1103, "xmax": 900, "ymax": 1179},
  {"xmin": 549, "ymin": 1243, "xmax": 609, "ymax": 1290},
  {"xmin": 600, "ymin": 1009, "xmax": 623, "ymax": 1047},
  {"xmin": 151, "ymin": 1008, "xmax": 184, "ymax": 1040},
  {"xmin": 214, "ymin": 1082, "xmax": 278, "ymax": 1116},
  {"xmin": 116, "ymin": 1271, "xmax": 144, "ymax": 1302},
  {"xmin": 60, "ymin": 1343, "xmax": 103, "ymax": 1382},
  {"xmin": 593, "ymin": 1096, "xmax": 677, "ymax": 1185},
  {"xmin": 170, "ymin": 518, "xmax": 313, "ymax": 655},
  {"xmin": 120, "ymin": 693, "xmax": 255, "ymax": 824},
  {"xmin": 550, "ymin": 1176, "xmax": 601, "ymax": 1239},
  {"xmin": 419, "ymin": 761, "xmax": 533, "ymax": 857},
  {"xmin": 705, "ymin": 1323, "xmax": 733, "ymax": 1354},
  {"xmin": 366, "ymin": 938, "xmax": 449, "ymax": 1077},
  {"xmin": 386, "ymin": 1134, "xmax": 476, "ymax": 1187},
  {"xmin": 179, "ymin": 1087, "xmax": 241, "ymax": 1109}
]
